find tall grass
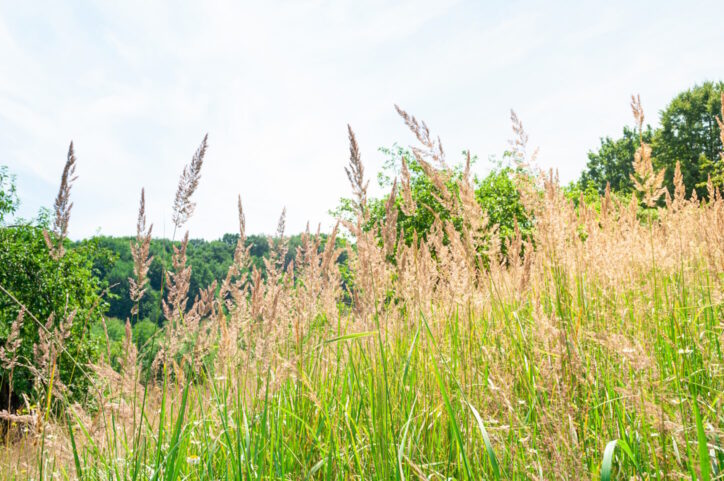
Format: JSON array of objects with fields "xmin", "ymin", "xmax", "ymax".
[{"xmin": 1, "ymin": 101, "xmax": 723, "ymax": 480}]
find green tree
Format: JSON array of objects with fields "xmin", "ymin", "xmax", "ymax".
[
  {"xmin": 0, "ymin": 227, "xmax": 110, "ymax": 408},
  {"xmin": 0, "ymin": 166, "xmax": 19, "ymax": 225},
  {"xmin": 0, "ymin": 166, "xmax": 110, "ymax": 408},
  {"xmin": 581, "ymin": 126, "xmax": 654, "ymax": 194},
  {"xmin": 578, "ymin": 82, "xmax": 724, "ymax": 197},
  {"xmin": 654, "ymin": 81, "xmax": 724, "ymax": 193},
  {"xmin": 88, "ymin": 233, "xmax": 314, "ymax": 325},
  {"xmin": 475, "ymin": 165, "xmax": 532, "ymax": 243}
]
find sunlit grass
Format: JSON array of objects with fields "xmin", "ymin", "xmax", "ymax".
[{"xmin": 3, "ymin": 260, "xmax": 720, "ymax": 480}]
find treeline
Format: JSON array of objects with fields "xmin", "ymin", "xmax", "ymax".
[
  {"xmin": 75, "ymin": 81, "xmax": 724, "ymax": 327},
  {"xmin": 575, "ymin": 81, "xmax": 724, "ymax": 196},
  {"xmin": 87, "ymin": 82, "xmax": 724, "ymax": 325},
  {"xmin": 87, "ymin": 233, "xmax": 343, "ymax": 325}
]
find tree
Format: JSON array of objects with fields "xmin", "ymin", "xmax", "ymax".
[
  {"xmin": 579, "ymin": 82, "xmax": 724, "ymax": 197},
  {"xmin": 581, "ymin": 126, "xmax": 654, "ymax": 194},
  {"xmin": 88, "ymin": 233, "xmax": 316, "ymax": 325},
  {"xmin": 654, "ymin": 81, "xmax": 724, "ymax": 194},
  {"xmin": 475, "ymin": 165, "xmax": 532, "ymax": 243},
  {"xmin": 0, "ymin": 165, "xmax": 110, "ymax": 408},
  {"xmin": 0, "ymin": 226, "xmax": 110, "ymax": 408},
  {"xmin": 0, "ymin": 166, "xmax": 19, "ymax": 225}
]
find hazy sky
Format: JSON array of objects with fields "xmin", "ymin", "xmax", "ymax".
[{"xmin": 1, "ymin": 0, "xmax": 723, "ymax": 239}]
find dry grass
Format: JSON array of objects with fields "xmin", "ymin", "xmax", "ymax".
[{"xmin": 1, "ymin": 100, "xmax": 723, "ymax": 480}]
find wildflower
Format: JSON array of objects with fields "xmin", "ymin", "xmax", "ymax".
[{"xmin": 187, "ymin": 455, "xmax": 200, "ymax": 466}]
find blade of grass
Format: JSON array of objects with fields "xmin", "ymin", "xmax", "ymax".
[
  {"xmin": 420, "ymin": 315, "xmax": 473, "ymax": 479},
  {"xmin": 694, "ymin": 398, "xmax": 712, "ymax": 481},
  {"xmin": 66, "ymin": 413, "xmax": 83, "ymax": 481},
  {"xmin": 325, "ymin": 331, "xmax": 377, "ymax": 344},
  {"xmin": 467, "ymin": 401, "xmax": 501, "ymax": 480},
  {"xmin": 600, "ymin": 439, "xmax": 637, "ymax": 481}
]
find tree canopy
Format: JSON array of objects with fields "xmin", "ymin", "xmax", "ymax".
[
  {"xmin": 0, "ymin": 169, "xmax": 110, "ymax": 406},
  {"xmin": 655, "ymin": 81, "xmax": 724, "ymax": 192},
  {"xmin": 580, "ymin": 126, "xmax": 654, "ymax": 194},
  {"xmin": 579, "ymin": 81, "xmax": 724, "ymax": 196}
]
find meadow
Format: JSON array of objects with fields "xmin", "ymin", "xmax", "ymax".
[{"xmin": 1, "ymin": 100, "xmax": 723, "ymax": 480}]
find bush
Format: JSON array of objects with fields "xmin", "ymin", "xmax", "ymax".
[{"xmin": 333, "ymin": 145, "xmax": 532, "ymax": 256}]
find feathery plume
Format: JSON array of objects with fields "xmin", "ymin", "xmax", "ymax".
[
  {"xmin": 707, "ymin": 174, "xmax": 716, "ymax": 203},
  {"xmin": 629, "ymin": 96, "xmax": 666, "ymax": 207},
  {"xmin": 271, "ymin": 207, "xmax": 288, "ymax": 267},
  {"xmin": 509, "ymin": 110, "xmax": 539, "ymax": 167},
  {"xmin": 0, "ymin": 308, "xmax": 24, "ymax": 371},
  {"xmin": 383, "ymin": 178, "xmax": 399, "ymax": 257},
  {"xmin": 631, "ymin": 143, "xmax": 666, "ymax": 207},
  {"xmin": 345, "ymin": 125, "xmax": 369, "ymax": 214},
  {"xmin": 276, "ymin": 206, "xmax": 287, "ymax": 240},
  {"xmin": 44, "ymin": 141, "xmax": 77, "ymax": 259},
  {"xmin": 232, "ymin": 195, "xmax": 250, "ymax": 270},
  {"xmin": 220, "ymin": 195, "xmax": 252, "ymax": 302},
  {"xmin": 400, "ymin": 155, "xmax": 416, "ymax": 216},
  {"xmin": 129, "ymin": 188, "xmax": 153, "ymax": 315},
  {"xmin": 395, "ymin": 105, "xmax": 456, "ymax": 213},
  {"xmin": 631, "ymin": 94, "xmax": 644, "ymax": 136},
  {"xmin": 395, "ymin": 104, "xmax": 445, "ymax": 168},
  {"xmin": 509, "ymin": 110, "xmax": 528, "ymax": 166},
  {"xmin": 673, "ymin": 161, "xmax": 686, "ymax": 208},
  {"xmin": 172, "ymin": 134, "xmax": 208, "ymax": 233},
  {"xmin": 237, "ymin": 194, "xmax": 246, "ymax": 245},
  {"xmin": 162, "ymin": 231, "xmax": 191, "ymax": 323}
]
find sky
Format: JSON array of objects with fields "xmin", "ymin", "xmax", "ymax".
[{"xmin": 1, "ymin": 0, "xmax": 723, "ymax": 239}]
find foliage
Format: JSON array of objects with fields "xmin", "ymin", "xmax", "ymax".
[
  {"xmin": 5, "ymin": 167, "xmax": 724, "ymax": 479},
  {"xmin": 474, "ymin": 164, "xmax": 532, "ymax": 242},
  {"xmin": 581, "ymin": 82, "xmax": 724, "ymax": 197},
  {"xmin": 2, "ymin": 91, "xmax": 724, "ymax": 479},
  {"xmin": 564, "ymin": 180, "xmax": 606, "ymax": 207},
  {"xmin": 0, "ymin": 226, "xmax": 110, "ymax": 407},
  {"xmin": 333, "ymin": 145, "xmax": 531, "ymax": 253},
  {"xmin": 88, "ymin": 233, "xmax": 328, "ymax": 324},
  {"xmin": 581, "ymin": 126, "xmax": 654, "ymax": 194},
  {"xmin": 654, "ymin": 81, "xmax": 724, "ymax": 193},
  {"xmin": 0, "ymin": 166, "xmax": 19, "ymax": 225}
]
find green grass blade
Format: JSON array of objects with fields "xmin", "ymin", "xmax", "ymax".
[
  {"xmin": 467, "ymin": 401, "xmax": 500, "ymax": 480},
  {"xmin": 66, "ymin": 414, "xmax": 83, "ymax": 481},
  {"xmin": 325, "ymin": 331, "xmax": 377, "ymax": 344},
  {"xmin": 398, "ymin": 396, "xmax": 417, "ymax": 481},
  {"xmin": 305, "ymin": 458, "xmax": 325, "ymax": 480},
  {"xmin": 421, "ymin": 315, "xmax": 473, "ymax": 480},
  {"xmin": 601, "ymin": 439, "xmax": 637, "ymax": 481},
  {"xmin": 694, "ymin": 399, "xmax": 712, "ymax": 481}
]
